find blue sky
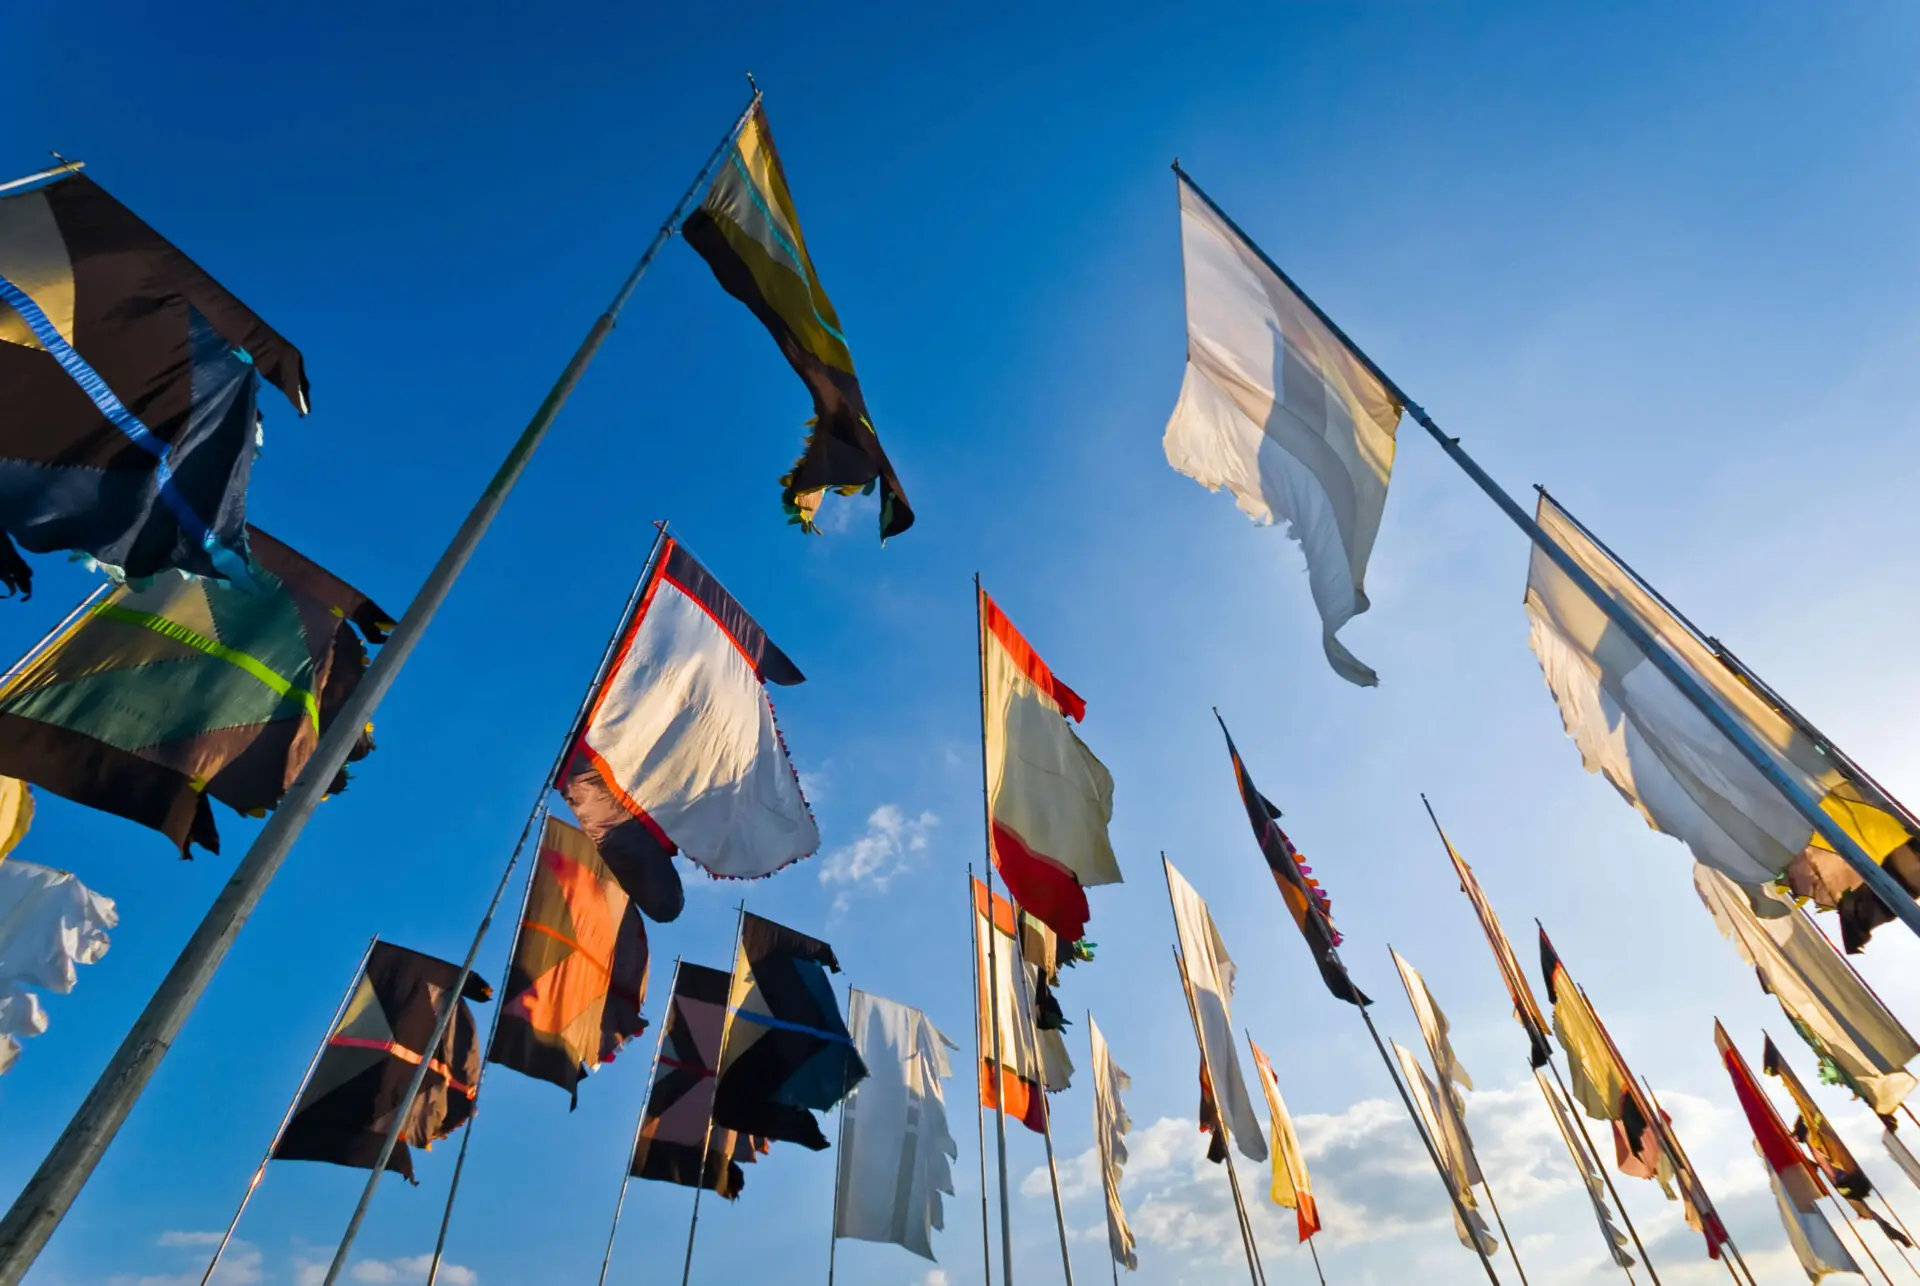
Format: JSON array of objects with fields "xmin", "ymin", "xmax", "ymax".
[{"xmin": 6, "ymin": 3, "xmax": 1920, "ymax": 1283}]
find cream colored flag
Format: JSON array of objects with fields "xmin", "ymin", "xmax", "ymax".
[
  {"xmin": 1165, "ymin": 858, "xmax": 1266, "ymax": 1162},
  {"xmin": 1391, "ymin": 949, "xmax": 1474, "ymax": 1117},
  {"xmin": 1164, "ymin": 172, "xmax": 1402, "ymax": 687},
  {"xmin": 1088, "ymin": 1016, "xmax": 1138, "ymax": 1271},
  {"xmin": 1393, "ymin": 1039, "xmax": 1497, "ymax": 1255},
  {"xmin": 1535, "ymin": 1067, "xmax": 1635, "ymax": 1268}
]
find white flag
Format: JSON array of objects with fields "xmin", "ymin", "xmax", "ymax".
[
  {"xmin": 1164, "ymin": 172, "xmax": 1402, "ymax": 687},
  {"xmin": 0, "ymin": 860, "xmax": 115, "ymax": 1075},
  {"xmin": 1394, "ymin": 1040, "xmax": 1497, "ymax": 1255},
  {"xmin": 1165, "ymin": 858, "xmax": 1266, "ymax": 1162},
  {"xmin": 1391, "ymin": 949, "xmax": 1474, "ymax": 1116},
  {"xmin": 1535, "ymin": 1067, "xmax": 1634, "ymax": 1268},
  {"xmin": 1088, "ymin": 1016, "xmax": 1138, "ymax": 1271},
  {"xmin": 833, "ymin": 991, "xmax": 958, "ymax": 1262}
]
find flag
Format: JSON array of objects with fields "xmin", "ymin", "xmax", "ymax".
[
  {"xmin": 1166, "ymin": 858, "xmax": 1266, "ymax": 1163},
  {"xmin": 681, "ymin": 102, "xmax": 912, "ymax": 539},
  {"xmin": 1884, "ymin": 1127, "xmax": 1920, "ymax": 1194},
  {"xmin": 1088, "ymin": 1016, "xmax": 1138, "ymax": 1271},
  {"xmin": 0, "ymin": 859, "xmax": 114, "ymax": 1074},
  {"xmin": 1393, "ymin": 1039, "xmax": 1498, "ymax": 1256},
  {"xmin": 630, "ymin": 963, "xmax": 765, "ymax": 1199},
  {"xmin": 832, "ymin": 990, "xmax": 957, "ymax": 1261},
  {"xmin": 0, "ymin": 777, "xmax": 32, "ymax": 859},
  {"xmin": 1763, "ymin": 1035, "xmax": 1911, "ymax": 1246},
  {"xmin": 1439, "ymin": 821, "xmax": 1553, "ymax": 1068},
  {"xmin": 1535, "ymin": 1067, "xmax": 1635, "ymax": 1269},
  {"xmin": 973, "ymin": 877, "xmax": 1072, "ymax": 1135},
  {"xmin": 559, "ymin": 536, "xmax": 817, "ymax": 923},
  {"xmin": 1525, "ymin": 492, "xmax": 1919, "ymax": 938},
  {"xmin": 1695, "ymin": 864, "xmax": 1916, "ymax": 1115},
  {"xmin": 0, "ymin": 171, "xmax": 309, "ymax": 593},
  {"xmin": 1716, "ymin": 1022, "xmax": 1861, "ymax": 1282},
  {"xmin": 1164, "ymin": 170, "xmax": 1402, "ymax": 686},
  {"xmin": 980, "ymin": 588, "xmax": 1119, "ymax": 943},
  {"xmin": 1218, "ymin": 716, "xmax": 1367, "ymax": 1005},
  {"xmin": 712, "ymin": 912, "xmax": 866, "ymax": 1150},
  {"xmin": 488, "ymin": 816, "xmax": 649, "ymax": 1106},
  {"xmin": 0, "ymin": 528, "xmax": 388, "ymax": 855},
  {"xmin": 1248, "ymin": 1038, "xmax": 1320, "ymax": 1243},
  {"xmin": 1391, "ymin": 949, "xmax": 1473, "ymax": 1116},
  {"xmin": 1643, "ymin": 1088, "xmax": 1735, "ymax": 1262},
  {"xmin": 1539, "ymin": 929, "xmax": 1669, "ymax": 1184},
  {"xmin": 273, "ymin": 942, "xmax": 490, "ymax": 1182}
]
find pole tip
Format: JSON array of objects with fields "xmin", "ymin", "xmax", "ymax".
[{"xmin": 745, "ymin": 70, "xmax": 758, "ymax": 92}]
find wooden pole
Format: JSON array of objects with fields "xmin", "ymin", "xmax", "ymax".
[{"xmin": 598, "ymin": 957, "xmax": 680, "ymax": 1286}]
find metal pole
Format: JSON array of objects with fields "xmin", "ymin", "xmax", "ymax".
[
  {"xmin": 1305, "ymin": 1235, "xmax": 1328, "ymax": 1286},
  {"xmin": 1170, "ymin": 162, "xmax": 1920, "ymax": 944},
  {"xmin": 975, "ymin": 576, "xmax": 1016, "ymax": 1286},
  {"xmin": 599, "ymin": 958, "xmax": 680, "ymax": 1286},
  {"xmin": 680, "ymin": 901, "xmax": 748, "ymax": 1286},
  {"xmin": 1638, "ymin": 1077, "xmax": 1758, "ymax": 1286},
  {"xmin": 1477, "ymin": 1178, "xmax": 1530, "ymax": 1286},
  {"xmin": 1534, "ymin": 1067, "xmax": 1638, "ymax": 1284},
  {"xmin": 0, "ymin": 90, "xmax": 761, "ymax": 1282},
  {"xmin": 0, "ymin": 583, "xmax": 108, "ymax": 694},
  {"xmin": 0, "ymin": 161, "xmax": 85, "ymax": 197},
  {"xmin": 827, "ymin": 987, "xmax": 855, "ymax": 1286},
  {"xmin": 969, "ymin": 865, "xmax": 996, "ymax": 1286},
  {"xmin": 198, "ymin": 937, "xmax": 375, "ymax": 1286},
  {"xmin": 424, "ymin": 526, "xmax": 668, "ymax": 1286},
  {"xmin": 1031, "ymin": 1022, "xmax": 1076, "ymax": 1286}
]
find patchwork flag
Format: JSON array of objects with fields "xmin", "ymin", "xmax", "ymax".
[
  {"xmin": 1164, "ymin": 169, "xmax": 1402, "ymax": 686},
  {"xmin": 0, "ymin": 171, "xmax": 309, "ymax": 593},
  {"xmin": 273, "ymin": 942, "xmax": 490, "ymax": 1182},
  {"xmin": 712, "ymin": 913, "xmax": 866, "ymax": 1150},
  {"xmin": 973, "ymin": 877, "xmax": 1073, "ymax": 1135},
  {"xmin": 630, "ymin": 962, "xmax": 765, "ymax": 1199},
  {"xmin": 488, "ymin": 816, "xmax": 650, "ymax": 1106},
  {"xmin": 833, "ymin": 990, "xmax": 958, "ymax": 1262},
  {"xmin": 0, "ymin": 859, "xmax": 115, "ymax": 1074},
  {"xmin": 980, "ymin": 588, "xmax": 1120, "ymax": 943},
  {"xmin": 0, "ymin": 528, "xmax": 389, "ymax": 855},
  {"xmin": 1218, "ymin": 716, "xmax": 1367, "ymax": 1005},
  {"xmin": 1088, "ymin": 1016, "xmax": 1139, "ymax": 1271},
  {"xmin": 1166, "ymin": 857, "xmax": 1266, "ymax": 1163},
  {"xmin": 560, "ymin": 536, "xmax": 816, "ymax": 923},
  {"xmin": 682, "ymin": 102, "xmax": 913, "ymax": 538},
  {"xmin": 1248, "ymin": 1038, "xmax": 1320, "ymax": 1243}
]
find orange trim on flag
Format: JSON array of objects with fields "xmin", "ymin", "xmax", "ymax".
[
  {"xmin": 979, "ymin": 1059, "xmax": 1047, "ymax": 1133},
  {"xmin": 327, "ymin": 1035, "xmax": 475, "ymax": 1098},
  {"xmin": 979, "ymin": 587, "xmax": 1087, "ymax": 721}
]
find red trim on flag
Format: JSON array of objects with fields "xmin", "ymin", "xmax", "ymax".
[
  {"xmin": 980, "ymin": 588, "xmax": 1087, "ymax": 722},
  {"xmin": 661, "ymin": 569, "xmax": 763, "ymax": 677},
  {"xmin": 559, "ymin": 541, "xmax": 674, "ymax": 788},
  {"xmin": 991, "ymin": 820, "xmax": 1090, "ymax": 943},
  {"xmin": 578, "ymin": 743, "xmax": 677, "ymax": 851}
]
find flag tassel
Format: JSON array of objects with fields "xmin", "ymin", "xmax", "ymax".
[
  {"xmin": 975, "ymin": 576, "xmax": 1017, "ymax": 1286},
  {"xmin": 599, "ymin": 957, "xmax": 682, "ymax": 1286},
  {"xmin": 682, "ymin": 902, "xmax": 749, "ymax": 1286},
  {"xmin": 968, "ymin": 865, "xmax": 996, "ymax": 1286},
  {"xmin": 198, "ymin": 937, "xmax": 376, "ymax": 1286}
]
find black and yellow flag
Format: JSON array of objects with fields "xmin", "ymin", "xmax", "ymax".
[{"xmin": 682, "ymin": 103, "xmax": 913, "ymax": 539}]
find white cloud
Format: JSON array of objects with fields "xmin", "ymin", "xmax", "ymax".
[
  {"xmin": 349, "ymin": 1254, "xmax": 477, "ymax": 1285},
  {"xmin": 913, "ymin": 1272, "xmax": 950, "ymax": 1286},
  {"xmin": 106, "ymin": 1231, "xmax": 262, "ymax": 1286},
  {"xmin": 818, "ymin": 804, "xmax": 938, "ymax": 908}
]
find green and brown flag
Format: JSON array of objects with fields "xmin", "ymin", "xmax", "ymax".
[
  {"xmin": 488, "ymin": 817, "xmax": 650, "ymax": 1106},
  {"xmin": 682, "ymin": 102, "xmax": 912, "ymax": 539},
  {"xmin": 0, "ymin": 527, "xmax": 389, "ymax": 855}
]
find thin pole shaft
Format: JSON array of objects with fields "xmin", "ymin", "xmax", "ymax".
[
  {"xmin": 975, "ymin": 576, "xmax": 1015, "ymax": 1286},
  {"xmin": 0, "ymin": 92, "xmax": 761, "ymax": 1284},
  {"xmin": 1547, "ymin": 1060, "xmax": 1658, "ymax": 1284},
  {"xmin": 1832, "ymin": 1195, "xmax": 1899, "ymax": 1286},
  {"xmin": 599, "ymin": 958, "xmax": 680, "ymax": 1286},
  {"xmin": 0, "ymin": 161, "xmax": 84, "ymax": 196},
  {"xmin": 320, "ymin": 802, "xmax": 552, "ymax": 1286},
  {"xmin": 1867, "ymin": 1197, "xmax": 1920, "ymax": 1278},
  {"xmin": 1478, "ymin": 1179, "xmax": 1530, "ymax": 1286},
  {"xmin": 199, "ymin": 937, "xmax": 375, "ymax": 1286},
  {"xmin": 969, "ymin": 865, "xmax": 996, "ymax": 1286},
  {"xmin": 1221, "ymin": 1148, "xmax": 1268, "ymax": 1286},
  {"xmin": 827, "ymin": 1012, "xmax": 854, "ymax": 1286},
  {"xmin": 425, "ymin": 526, "xmax": 669, "ymax": 1286},
  {"xmin": 1032, "ymin": 1026, "xmax": 1076, "ymax": 1286},
  {"xmin": 681, "ymin": 902, "xmax": 748, "ymax": 1286},
  {"xmin": 1164, "ymin": 937, "xmax": 1261, "ymax": 1286},
  {"xmin": 1638, "ymin": 1077, "xmax": 1758, "ymax": 1286},
  {"xmin": 1534, "ymin": 1072, "xmax": 1636, "ymax": 1285},
  {"xmin": 1170, "ymin": 163, "xmax": 1920, "ymax": 944},
  {"xmin": 1306, "ymin": 1236, "xmax": 1328, "ymax": 1286},
  {"xmin": 0, "ymin": 583, "xmax": 108, "ymax": 695}
]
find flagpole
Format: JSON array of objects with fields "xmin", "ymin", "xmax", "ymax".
[
  {"xmin": 0, "ymin": 91, "xmax": 763, "ymax": 1281},
  {"xmin": 975, "ymin": 575, "xmax": 1016, "ymax": 1286},
  {"xmin": 826, "ymin": 982, "xmax": 856, "ymax": 1286},
  {"xmin": 681, "ymin": 900, "xmax": 748, "ymax": 1286},
  {"xmin": 0, "ymin": 161, "xmax": 85, "ymax": 197},
  {"xmin": 1092, "ymin": 1009, "xmax": 1122, "ymax": 1286},
  {"xmin": 1545, "ymin": 1061, "xmax": 1656, "ymax": 1283},
  {"xmin": 197, "ymin": 936, "xmax": 376, "ymax": 1286},
  {"xmin": 1168, "ymin": 162, "xmax": 1920, "ymax": 946},
  {"xmin": 0, "ymin": 582, "xmax": 108, "ymax": 694},
  {"xmin": 1637, "ymin": 1076, "xmax": 1759, "ymax": 1286},
  {"xmin": 599, "ymin": 957, "xmax": 680, "ymax": 1286},
  {"xmin": 1031, "ymin": 1013, "xmax": 1077, "ymax": 1286},
  {"xmin": 422, "ymin": 523, "xmax": 669, "ymax": 1286},
  {"xmin": 1534, "ymin": 1068, "xmax": 1639, "ymax": 1284},
  {"xmin": 1164, "ymin": 939, "xmax": 1263, "ymax": 1286},
  {"xmin": 1477, "ymin": 1180, "xmax": 1529, "ymax": 1286},
  {"xmin": 968, "ymin": 865, "xmax": 996, "ymax": 1286}
]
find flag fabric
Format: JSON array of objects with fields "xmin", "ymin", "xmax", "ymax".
[
  {"xmin": 1218, "ymin": 717, "xmax": 1367, "ymax": 1005},
  {"xmin": 1088, "ymin": 1016, "xmax": 1139, "ymax": 1271},
  {"xmin": 1166, "ymin": 858, "xmax": 1267, "ymax": 1163},
  {"xmin": 980, "ymin": 589, "xmax": 1119, "ymax": 944},
  {"xmin": 1535, "ymin": 1067, "xmax": 1635, "ymax": 1269},
  {"xmin": 1248, "ymin": 1037, "xmax": 1320, "ymax": 1243},
  {"xmin": 1716, "ymin": 1022, "xmax": 1862, "ymax": 1283},
  {"xmin": 1525, "ymin": 492, "xmax": 1919, "ymax": 931},
  {"xmin": 1163, "ymin": 171, "xmax": 1402, "ymax": 686},
  {"xmin": 1763, "ymin": 1036, "xmax": 1911, "ymax": 1246},
  {"xmin": 0, "ymin": 859, "xmax": 114, "ymax": 1074},
  {"xmin": 712, "ymin": 913, "xmax": 866, "ymax": 1150},
  {"xmin": 1441, "ymin": 823, "xmax": 1554, "ymax": 1068},
  {"xmin": 1392, "ymin": 949, "xmax": 1473, "ymax": 1115},
  {"xmin": 273, "ymin": 943, "xmax": 490, "ymax": 1182},
  {"xmin": 1884, "ymin": 1127, "xmax": 1920, "ymax": 1194},
  {"xmin": 0, "ymin": 777, "xmax": 32, "ymax": 859},
  {"xmin": 1695, "ymin": 864, "xmax": 1916, "ymax": 1115},
  {"xmin": 488, "ymin": 816, "xmax": 650, "ymax": 1106},
  {"xmin": 0, "ymin": 171, "xmax": 309, "ymax": 594},
  {"xmin": 832, "ymin": 990, "xmax": 957, "ymax": 1262},
  {"xmin": 973, "ymin": 877, "xmax": 1072, "ymax": 1135},
  {"xmin": 0, "ymin": 528, "xmax": 388, "ymax": 856},
  {"xmin": 1539, "ymin": 929, "xmax": 1670, "ymax": 1185},
  {"xmin": 559, "ymin": 536, "xmax": 816, "ymax": 923},
  {"xmin": 629, "ymin": 963, "xmax": 764, "ymax": 1199},
  {"xmin": 1393, "ymin": 1039, "xmax": 1498, "ymax": 1256},
  {"xmin": 681, "ymin": 102, "xmax": 912, "ymax": 539}
]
